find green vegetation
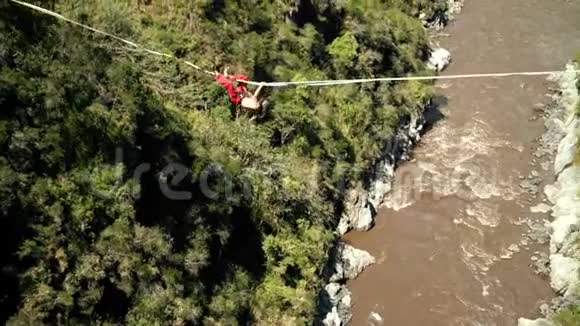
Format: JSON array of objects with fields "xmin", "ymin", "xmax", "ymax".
[
  {"xmin": 0, "ymin": 0, "xmax": 443, "ymax": 324},
  {"xmin": 554, "ymin": 305, "xmax": 580, "ymax": 326}
]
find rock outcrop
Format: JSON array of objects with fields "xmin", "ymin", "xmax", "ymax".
[
  {"xmin": 422, "ymin": 0, "xmax": 464, "ymax": 30},
  {"xmin": 336, "ymin": 0, "xmax": 466, "ymax": 238},
  {"xmin": 326, "ymin": 242, "xmax": 376, "ymax": 283},
  {"xmin": 319, "ymin": 282, "xmax": 353, "ymax": 326},
  {"xmin": 319, "ymin": 3, "xmax": 463, "ymax": 324},
  {"xmin": 337, "ymin": 111, "xmax": 425, "ymax": 235},
  {"xmin": 319, "ymin": 108, "xmax": 425, "ymax": 326},
  {"xmin": 518, "ymin": 65, "xmax": 579, "ymax": 326},
  {"xmin": 427, "ymin": 47, "xmax": 452, "ymax": 72},
  {"xmin": 317, "ymin": 242, "xmax": 376, "ymax": 326}
]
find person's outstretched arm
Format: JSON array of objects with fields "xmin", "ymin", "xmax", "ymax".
[{"xmin": 253, "ymin": 83, "xmax": 264, "ymax": 97}]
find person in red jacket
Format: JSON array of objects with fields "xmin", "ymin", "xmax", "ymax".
[{"xmin": 215, "ymin": 68, "xmax": 266, "ymax": 116}]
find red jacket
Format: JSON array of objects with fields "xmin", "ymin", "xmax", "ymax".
[{"xmin": 215, "ymin": 73, "xmax": 248, "ymax": 104}]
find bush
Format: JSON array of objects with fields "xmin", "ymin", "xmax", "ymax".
[
  {"xmin": 554, "ymin": 305, "xmax": 580, "ymax": 326},
  {"xmin": 0, "ymin": 0, "xmax": 443, "ymax": 324}
]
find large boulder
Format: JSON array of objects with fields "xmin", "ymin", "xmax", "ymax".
[
  {"xmin": 447, "ymin": 0, "xmax": 464, "ymax": 16},
  {"xmin": 427, "ymin": 48, "xmax": 451, "ymax": 72},
  {"xmin": 337, "ymin": 187, "xmax": 375, "ymax": 235},
  {"xmin": 550, "ymin": 254, "xmax": 580, "ymax": 297},
  {"xmin": 422, "ymin": 0, "xmax": 463, "ymax": 30},
  {"xmin": 326, "ymin": 242, "xmax": 376, "ymax": 283},
  {"xmin": 554, "ymin": 118, "xmax": 578, "ymax": 175},
  {"xmin": 337, "ymin": 112, "xmax": 425, "ymax": 235},
  {"xmin": 317, "ymin": 243, "xmax": 375, "ymax": 326},
  {"xmin": 549, "ymin": 166, "xmax": 580, "ymax": 252},
  {"xmin": 318, "ymin": 283, "xmax": 353, "ymax": 326}
]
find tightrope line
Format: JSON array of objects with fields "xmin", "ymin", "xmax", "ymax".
[{"xmin": 8, "ymin": 0, "xmax": 580, "ymax": 88}]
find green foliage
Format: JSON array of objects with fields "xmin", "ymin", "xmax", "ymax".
[
  {"xmin": 554, "ymin": 305, "xmax": 580, "ymax": 326},
  {"xmin": 253, "ymin": 221, "xmax": 332, "ymax": 325},
  {"xmin": 328, "ymin": 33, "xmax": 359, "ymax": 72},
  {"xmin": 204, "ymin": 269, "xmax": 252, "ymax": 325},
  {"xmin": 574, "ymin": 51, "xmax": 580, "ymax": 64},
  {"xmin": 1, "ymin": 0, "xmax": 440, "ymax": 324}
]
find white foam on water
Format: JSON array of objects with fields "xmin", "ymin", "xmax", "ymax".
[
  {"xmin": 473, "ymin": 272, "xmax": 497, "ymax": 301},
  {"xmin": 378, "ymin": 91, "xmax": 531, "ymax": 326},
  {"xmin": 382, "ymin": 187, "xmax": 416, "ymax": 211},
  {"xmin": 454, "ymin": 217, "xmax": 485, "ymax": 237},
  {"xmin": 452, "ymin": 293, "xmax": 505, "ymax": 326},
  {"xmin": 383, "ymin": 165, "xmax": 423, "ymax": 211},
  {"xmin": 458, "ymin": 240, "xmax": 502, "ymax": 308},
  {"xmin": 452, "ymin": 298, "xmax": 497, "ymax": 326},
  {"xmin": 369, "ymin": 312, "xmax": 383, "ymax": 324},
  {"xmin": 397, "ymin": 118, "xmax": 524, "ymax": 202},
  {"xmin": 465, "ymin": 201, "xmax": 502, "ymax": 227},
  {"xmin": 460, "ymin": 243, "xmax": 498, "ymax": 273},
  {"xmin": 499, "ymin": 249, "xmax": 515, "ymax": 259}
]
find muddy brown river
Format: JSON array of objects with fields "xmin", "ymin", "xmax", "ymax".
[{"xmin": 344, "ymin": 1, "xmax": 580, "ymax": 325}]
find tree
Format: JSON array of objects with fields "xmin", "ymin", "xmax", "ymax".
[{"xmin": 1, "ymin": 0, "xmax": 444, "ymax": 323}]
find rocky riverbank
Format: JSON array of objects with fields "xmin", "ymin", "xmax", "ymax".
[
  {"xmin": 318, "ymin": 110, "xmax": 425, "ymax": 326},
  {"xmin": 518, "ymin": 64, "xmax": 580, "ymax": 326},
  {"xmin": 317, "ymin": 1, "xmax": 463, "ymax": 325}
]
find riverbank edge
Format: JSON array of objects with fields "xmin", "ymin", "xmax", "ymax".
[
  {"xmin": 316, "ymin": 1, "xmax": 464, "ymax": 325},
  {"xmin": 518, "ymin": 64, "xmax": 580, "ymax": 326}
]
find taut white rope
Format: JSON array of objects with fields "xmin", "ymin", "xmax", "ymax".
[
  {"xmin": 265, "ymin": 70, "xmax": 580, "ymax": 87},
  {"xmin": 9, "ymin": 0, "xmax": 580, "ymax": 88}
]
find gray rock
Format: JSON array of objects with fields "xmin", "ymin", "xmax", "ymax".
[
  {"xmin": 423, "ymin": 2, "xmax": 462, "ymax": 30},
  {"xmin": 554, "ymin": 124, "xmax": 578, "ymax": 175},
  {"xmin": 540, "ymin": 303, "xmax": 551, "ymax": 316},
  {"xmin": 318, "ymin": 283, "xmax": 353, "ymax": 326},
  {"xmin": 338, "ymin": 188, "xmax": 375, "ymax": 235},
  {"xmin": 427, "ymin": 48, "xmax": 451, "ymax": 72},
  {"xmin": 337, "ymin": 112, "xmax": 424, "ymax": 235},
  {"xmin": 528, "ymin": 223, "xmax": 550, "ymax": 244},
  {"xmin": 327, "ymin": 242, "xmax": 376, "ymax": 283},
  {"xmin": 324, "ymin": 89, "xmax": 426, "ymax": 326},
  {"xmin": 531, "ymin": 252, "xmax": 550, "ymax": 276},
  {"xmin": 520, "ymin": 65, "xmax": 580, "ymax": 324}
]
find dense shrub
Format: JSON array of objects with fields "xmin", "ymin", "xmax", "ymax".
[{"xmin": 0, "ymin": 0, "xmax": 444, "ymax": 324}]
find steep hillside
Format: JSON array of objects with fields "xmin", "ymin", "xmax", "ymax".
[{"xmin": 0, "ymin": 0, "xmax": 445, "ymax": 324}]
